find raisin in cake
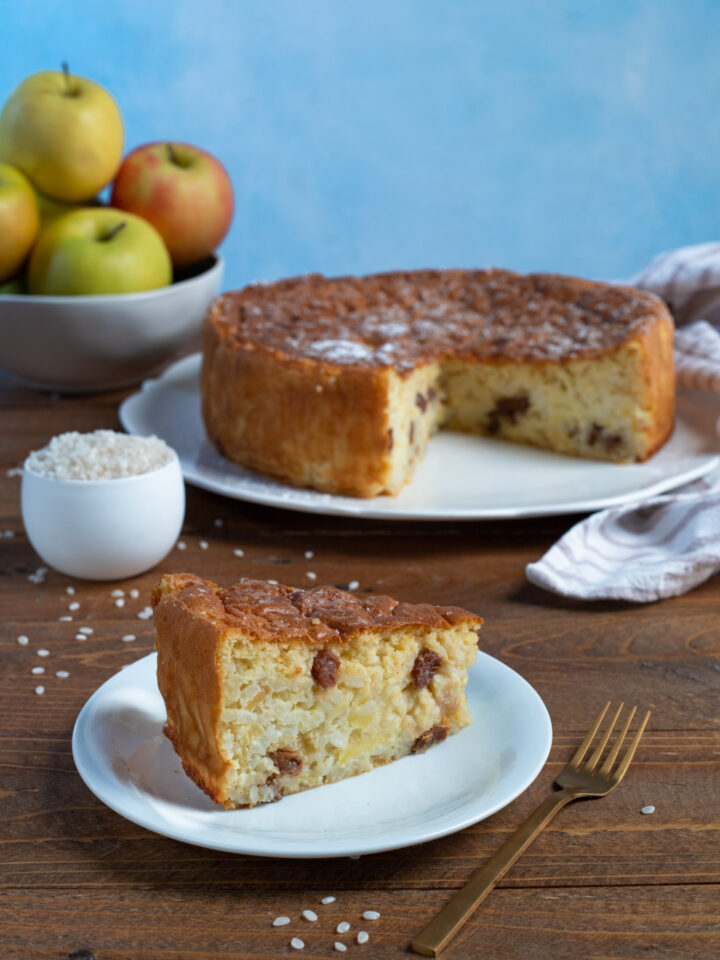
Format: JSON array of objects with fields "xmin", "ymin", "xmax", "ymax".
[
  {"xmin": 152, "ymin": 573, "xmax": 481, "ymax": 808},
  {"xmin": 202, "ymin": 268, "xmax": 675, "ymax": 497}
]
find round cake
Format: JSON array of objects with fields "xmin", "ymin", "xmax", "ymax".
[{"xmin": 201, "ymin": 268, "xmax": 675, "ymax": 497}]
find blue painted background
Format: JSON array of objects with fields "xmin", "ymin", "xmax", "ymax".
[{"xmin": 2, "ymin": 0, "xmax": 718, "ymax": 288}]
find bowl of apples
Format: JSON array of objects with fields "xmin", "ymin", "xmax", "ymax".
[{"xmin": 0, "ymin": 66, "xmax": 231, "ymax": 392}]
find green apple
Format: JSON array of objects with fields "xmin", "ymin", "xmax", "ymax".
[
  {"xmin": 0, "ymin": 274, "xmax": 25, "ymax": 294},
  {"xmin": 0, "ymin": 162, "xmax": 39, "ymax": 282},
  {"xmin": 28, "ymin": 208, "xmax": 172, "ymax": 295},
  {"xmin": 0, "ymin": 64, "xmax": 123, "ymax": 202}
]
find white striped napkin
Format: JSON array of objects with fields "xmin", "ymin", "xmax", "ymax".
[{"xmin": 527, "ymin": 242, "xmax": 720, "ymax": 601}]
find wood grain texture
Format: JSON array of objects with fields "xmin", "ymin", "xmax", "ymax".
[{"xmin": 0, "ymin": 372, "xmax": 718, "ymax": 959}]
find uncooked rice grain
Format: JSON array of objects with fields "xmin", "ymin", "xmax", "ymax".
[{"xmin": 25, "ymin": 430, "xmax": 173, "ymax": 481}]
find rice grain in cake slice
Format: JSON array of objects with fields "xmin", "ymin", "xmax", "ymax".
[{"xmin": 152, "ymin": 573, "xmax": 482, "ymax": 808}]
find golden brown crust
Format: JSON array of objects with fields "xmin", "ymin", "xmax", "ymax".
[
  {"xmin": 206, "ymin": 268, "xmax": 668, "ymax": 367},
  {"xmin": 153, "ymin": 573, "xmax": 483, "ymax": 645},
  {"xmin": 153, "ymin": 576, "xmax": 230, "ymax": 802},
  {"xmin": 632, "ymin": 308, "xmax": 676, "ymax": 457}
]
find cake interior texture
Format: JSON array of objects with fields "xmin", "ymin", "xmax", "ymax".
[
  {"xmin": 202, "ymin": 269, "xmax": 675, "ymax": 497},
  {"xmin": 153, "ymin": 574, "xmax": 481, "ymax": 808}
]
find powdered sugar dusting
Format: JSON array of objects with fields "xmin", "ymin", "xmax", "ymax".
[{"xmin": 306, "ymin": 339, "xmax": 376, "ymax": 365}]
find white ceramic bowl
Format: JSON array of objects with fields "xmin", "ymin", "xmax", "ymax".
[
  {"xmin": 0, "ymin": 256, "xmax": 223, "ymax": 393},
  {"xmin": 21, "ymin": 454, "xmax": 185, "ymax": 581}
]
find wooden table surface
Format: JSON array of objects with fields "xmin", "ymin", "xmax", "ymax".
[{"xmin": 1, "ymin": 373, "xmax": 718, "ymax": 960}]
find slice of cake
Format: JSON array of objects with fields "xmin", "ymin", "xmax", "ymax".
[
  {"xmin": 202, "ymin": 268, "xmax": 675, "ymax": 497},
  {"xmin": 152, "ymin": 573, "xmax": 482, "ymax": 808}
]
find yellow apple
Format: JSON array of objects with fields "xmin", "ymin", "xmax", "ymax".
[
  {"xmin": 0, "ymin": 162, "xmax": 39, "ymax": 282},
  {"xmin": 34, "ymin": 187, "xmax": 100, "ymax": 229},
  {"xmin": 0, "ymin": 65, "xmax": 123, "ymax": 202},
  {"xmin": 28, "ymin": 208, "xmax": 172, "ymax": 295}
]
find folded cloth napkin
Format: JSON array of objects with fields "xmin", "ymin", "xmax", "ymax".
[
  {"xmin": 527, "ymin": 242, "xmax": 720, "ymax": 602},
  {"xmin": 526, "ymin": 469, "xmax": 720, "ymax": 601}
]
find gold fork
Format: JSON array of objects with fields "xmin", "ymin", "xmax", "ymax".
[{"xmin": 410, "ymin": 701, "xmax": 650, "ymax": 957}]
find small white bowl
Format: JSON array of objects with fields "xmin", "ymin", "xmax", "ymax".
[
  {"xmin": 21, "ymin": 454, "xmax": 185, "ymax": 581},
  {"xmin": 0, "ymin": 256, "xmax": 223, "ymax": 393}
]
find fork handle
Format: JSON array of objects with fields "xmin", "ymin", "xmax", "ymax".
[{"xmin": 410, "ymin": 789, "xmax": 575, "ymax": 957}]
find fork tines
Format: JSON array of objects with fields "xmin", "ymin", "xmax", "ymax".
[{"xmin": 570, "ymin": 701, "xmax": 651, "ymax": 783}]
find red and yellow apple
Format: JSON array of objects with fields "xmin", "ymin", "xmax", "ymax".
[
  {"xmin": 0, "ymin": 162, "xmax": 39, "ymax": 282},
  {"xmin": 28, "ymin": 208, "xmax": 172, "ymax": 296},
  {"xmin": 0, "ymin": 66, "xmax": 123, "ymax": 201},
  {"xmin": 111, "ymin": 141, "xmax": 233, "ymax": 268}
]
